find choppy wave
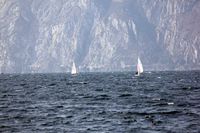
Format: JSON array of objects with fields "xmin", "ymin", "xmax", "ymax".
[{"xmin": 0, "ymin": 71, "xmax": 200, "ymax": 132}]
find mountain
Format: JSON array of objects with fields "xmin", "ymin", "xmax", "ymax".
[{"xmin": 0, "ymin": 0, "xmax": 199, "ymax": 73}]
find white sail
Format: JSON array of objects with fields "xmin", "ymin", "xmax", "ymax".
[
  {"xmin": 137, "ymin": 57, "xmax": 143, "ymax": 75},
  {"xmin": 71, "ymin": 62, "xmax": 77, "ymax": 75}
]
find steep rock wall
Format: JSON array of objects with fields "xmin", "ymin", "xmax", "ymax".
[{"xmin": 0, "ymin": 0, "xmax": 199, "ymax": 73}]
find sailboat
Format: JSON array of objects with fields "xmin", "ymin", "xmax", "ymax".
[
  {"xmin": 71, "ymin": 62, "xmax": 77, "ymax": 75},
  {"xmin": 136, "ymin": 57, "xmax": 143, "ymax": 76}
]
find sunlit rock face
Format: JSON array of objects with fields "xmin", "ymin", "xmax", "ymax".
[
  {"xmin": 139, "ymin": 0, "xmax": 200, "ymax": 70},
  {"xmin": 0, "ymin": 0, "xmax": 199, "ymax": 73}
]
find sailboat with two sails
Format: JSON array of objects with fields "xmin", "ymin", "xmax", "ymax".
[
  {"xmin": 135, "ymin": 57, "xmax": 144, "ymax": 76},
  {"xmin": 71, "ymin": 62, "xmax": 78, "ymax": 75}
]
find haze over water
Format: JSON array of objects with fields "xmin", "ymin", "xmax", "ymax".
[{"xmin": 0, "ymin": 71, "xmax": 200, "ymax": 132}]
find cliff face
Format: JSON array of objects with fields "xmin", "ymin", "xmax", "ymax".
[
  {"xmin": 0, "ymin": 0, "xmax": 199, "ymax": 73},
  {"xmin": 139, "ymin": 0, "xmax": 200, "ymax": 70}
]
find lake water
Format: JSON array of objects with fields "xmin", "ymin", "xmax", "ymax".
[{"xmin": 0, "ymin": 71, "xmax": 200, "ymax": 132}]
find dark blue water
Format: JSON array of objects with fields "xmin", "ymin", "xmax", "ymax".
[{"xmin": 0, "ymin": 71, "xmax": 200, "ymax": 133}]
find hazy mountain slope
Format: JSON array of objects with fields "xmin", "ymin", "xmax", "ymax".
[
  {"xmin": 139, "ymin": 0, "xmax": 200, "ymax": 70},
  {"xmin": 0, "ymin": 0, "xmax": 199, "ymax": 73}
]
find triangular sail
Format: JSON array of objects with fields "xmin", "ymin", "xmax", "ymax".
[
  {"xmin": 137, "ymin": 57, "xmax": 143, "ymax": 75},
  {"xmin": 71, "ymin": 62, "xmax": 77, "ymax": 75}
]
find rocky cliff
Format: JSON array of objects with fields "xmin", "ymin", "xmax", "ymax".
[{"xmin": 0, "ymin": 0, "xmax": 199, "ymax": 73}]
